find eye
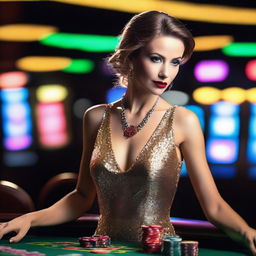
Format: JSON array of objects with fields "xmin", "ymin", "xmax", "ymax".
[
  {"xmin": 171, "ymin": 59, "xmax": 181, "ymax": 66},
  {"xmin": 149, "ymin": 55, "xmax": 162, "ymax": 63}
]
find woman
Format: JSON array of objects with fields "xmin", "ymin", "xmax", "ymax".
[{"xmin": 1, "ymin": 10, "xmax": 256, "ymax": 254}]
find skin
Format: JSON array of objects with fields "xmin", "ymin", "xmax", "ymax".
[{"xmin": 0, "ymin": 35, "xmax": 256, "ymax": 254}]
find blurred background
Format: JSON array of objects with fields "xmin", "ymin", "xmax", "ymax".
[{"xmin": 0, "ymin": 0, "xmax": 256, "ymax": 226}]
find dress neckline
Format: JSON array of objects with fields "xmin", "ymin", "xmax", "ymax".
[{"xmin": 106, "ymin": 106, "xmax": 173, "ymax": 173}]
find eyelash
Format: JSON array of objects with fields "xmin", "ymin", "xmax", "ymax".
[
  {"xmin": 149, "ymin": 55, "xmax": 181, "ymax": 66},
  {"xmin": 150, "ymin": 56, "xmax": 162, "ymax": 63},
  {"xmin": 171, "ymin": 59, "xmax": 181, "ymax": 66}
]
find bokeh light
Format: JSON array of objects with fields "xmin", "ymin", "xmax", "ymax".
[
  {"xmin": 206, "ymin": 139, "xmax": 239, "ymax": 164},
  {"xmin": 16, "ymin": 56, "xmax": 71, "ymax": 72},
  {"xmin": 0, "ymin": 24, "xmax": 57, "ymax": 41},
  {"xmin": 0, "ymin": 71, "xmax": 28, "ymax": 89},
  {"xmin": 222, "ymin": 43, "xmax": 256, "ymax": 57},
  {"xmin": 63, "ymin": 59, "xmax": 95, "ymax": 73},
  {"xmin": 194, "ymin": 35, "xmax": 233, "ymax": 51},
  {"xmin": 41, "ymin": 33, "xmax": 119, "ymax": 52},
  {"xmin": 245, "ymin": 60, "xmax": 256, "ymax": 81},
  {"xmin": 161, "ymin": 90, "xmax": 189, "ymax": 106},
  {"xmin": 73, "ymin": 98, "xmax": 92, "ymax": 119},
  {"xmin": 222, "ymin": 87, "xmax": 246, "ymax": 104},
  {"xmin": 106, "ymin": 86, "xmax": 126, "ymax": 103},
  {"xmin": 194, "ymin": 60, "xmax": 229, "ymax": 82},
  {"xmin": 193, "ymin": 87, "xmax": 221, "ymax": 105},
  {"xmin": 36, "ymin": 85, "xmax": 68, "ymax": 103}
]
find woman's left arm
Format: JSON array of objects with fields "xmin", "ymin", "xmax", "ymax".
[{"xmin": 178, "ymin": 108, "xmax": 256, "ymax": 254}]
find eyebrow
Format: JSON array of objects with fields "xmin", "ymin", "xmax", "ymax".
[{"xmin": 150, "ymin": 52, "xmax": 182, "ymax": 61}]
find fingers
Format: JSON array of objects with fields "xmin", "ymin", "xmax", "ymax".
[
  {"xmin": 0, "ymin": 222, "xmax": 11, "ymax": 240},
  {"xmin": 246, "ymin": 232, "xmax": 256, "ymax": 256},
  {"xmin": 248, "ymin": 239, "xmax": 256, "ymax": 255},
  {"xmin": 9, "ymin": 227, "xmax": 28, "ymax": 243}
]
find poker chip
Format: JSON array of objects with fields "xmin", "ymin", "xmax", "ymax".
[
  {"xmin": 78, "ymin": 235, "xmax": 111, "ymax": 248},
  {"xmin": 181, "ymin": 240, "xmax": 199, "ymax": 256},
  {"xmin": 161, "ymin": 235, "xmax": 182, "ymax": 256},
  {"xmin": 141, "ymin": 224, "xmax": 164, "ymax": 253}
]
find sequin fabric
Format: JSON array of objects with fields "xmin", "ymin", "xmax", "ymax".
[{"xmin": 90, "ymin": 104, "xmax": 182, "ymax": 241}]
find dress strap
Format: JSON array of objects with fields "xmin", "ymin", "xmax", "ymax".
[
  {"xmin": 169, "ymin": 105, "xmax": 177, "ymax": 128},
  {"xmin": 93, "ymin": 104, "xmax": 111, "ymax": 146}
]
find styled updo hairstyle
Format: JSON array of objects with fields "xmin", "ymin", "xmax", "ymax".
[{"xmin": 108, "ymin": 10, "xmax": 195, "ymax": 86}]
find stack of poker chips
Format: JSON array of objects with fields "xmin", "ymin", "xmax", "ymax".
[
  {"xmin": 141, "ymin": 224, "xmax": 164, "ymax": 253},
  {"xmin": 181, "ymin": 241, "xmax": 199, "ymax": 256},
  {"xmin": 79, "ymin": 235, "xmax": 111, "ymax": 248},
  {"xmin": 161, "ymin": 235, "xmax": 182, "ymax": 256}
]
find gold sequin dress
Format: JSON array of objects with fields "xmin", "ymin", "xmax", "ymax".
[{"xmin": 90, "ymin": 104, "xmax": 182, "ymax": 241}]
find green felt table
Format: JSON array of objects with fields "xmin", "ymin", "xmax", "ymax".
[{"xmin": 0, "ymin": 236, "xmax": 251, "ymax": 256}]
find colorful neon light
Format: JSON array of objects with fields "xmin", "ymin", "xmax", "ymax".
[
  {"xmin": 206, "ymin": 139, "xmax": 238, "ymax": 164},
  {"xmin": 0, "ymin": 71, "xmax": 28, "ymax": 89},
  {"xmin": 209, "ymin": 116, "xmax": 239, "ymax": 137},
  {"xmin": 249, "ymin": 116, "xmax": 256, "ymax": 138},
  {"xmin": 4, "ymin": 135, "xmax": 32, "ymax": 151},
  {"xmin": 63, "ymin": 59, "xmax": 95, "ymax": 73},
  {"xmin": 193, "ymin": 87, "xmax": 221, "ymax": 105},
  {"xmin": 36, "ymin": 85, "xmax": 68, "ymax": 103},
  {"xmin": 193, "ymin": 87, "xmax": 256, "ymax": 105},
  {"xmin": 106, "ymin": 86, "xmax": 127, "ymax": 103},
  {"xmin": 16, "ymin": 56, "xmax": 71, "ymax": 72},
  {"xmin": 194, "ymin": 35, "xmax": 233, "ymax": 51},
  {"xmin": 1, "ymin": 87, "xmax": 29, "ymax": 102},
  {"xmin": 0, "ymin": 24, "xmax": 58, "ymax": 41},
  {"xmin": 53, "ymin": 0, "xmax": 256, "ymax": 25},
  {"xmin": 41, "ymin": 33, "xmax": 119, "ymax": 52},
  {"xmin": 1, "ymin": 88, "xmax": 33, "ymax": 151},
  {"xmin": 211, "ymin": 101, "xmax": 239, "ymax": 116},
  {"xmin": 247, "ymin": 88, "xmax": 256, "ymax": 104},
  {"xmin": 194, "ymin": 60, "xmax": 229, "ymax": 82},
  {"xmin": 222, "ymin": 43, "xmax": 256, "ymax": 57},
  {"xmin": 247, "ymin": 139, "xmax": 256, "ymax": 164},
  {"xmin": 245, "ymin": 60, "xmax": 256, "ymax": 81},
  {"xmin": 207, "ymin": 101, "xmax": 240, "ymax": 165},
  {"xmin": 222, "ymin": 87, "xmax": 246, "ymax": 104}
]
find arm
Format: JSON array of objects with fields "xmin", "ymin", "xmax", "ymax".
[
  {"xmin": 177, "ymin": 108, "xmax": 256, "ymax": 254},
  {"xmin": 0, "ymin": 105, "xmax": 106, "ymax": 242}
]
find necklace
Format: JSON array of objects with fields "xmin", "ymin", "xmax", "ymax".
[{"xmin": 120, "ymin": 97, "xmax": 159, "ymax": 138}]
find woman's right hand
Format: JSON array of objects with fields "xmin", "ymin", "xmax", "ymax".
[{"xmin": 0, "ymin": 214, "xmax": 32, "ymax": 243}]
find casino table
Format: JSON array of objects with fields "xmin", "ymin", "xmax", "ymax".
[
  {"xmin": 0, "ymin": 236, "xmax": 250, "ymax": 256},
  {"xmin": 0, "ymin": 214, "xmax": 251, "ymax": 256}
]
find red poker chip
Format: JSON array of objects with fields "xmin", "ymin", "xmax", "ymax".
[{"xmin": 141, "ymin": 224, "xmax": 164, "ymax": 254}]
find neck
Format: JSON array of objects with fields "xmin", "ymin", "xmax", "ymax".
[{"xmin": 123, "ymin": 85, "xmax": 159, "ymax": 115}]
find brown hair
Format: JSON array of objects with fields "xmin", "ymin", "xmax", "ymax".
[{"xmin": 108, "ymin": 10, "xmax": 195, "ymax": 86}]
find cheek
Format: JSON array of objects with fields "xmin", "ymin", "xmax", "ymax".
[
  {"xmin": 134, "ymin": 61, "xmax": 155, "ymax": 79},
  {"xmin": 143, "ymin": 62, "xmax": 158, "ymax": 77},
  {"xmin": 171, "ymin": 67, "xmax": 180, "ymax": 77}
]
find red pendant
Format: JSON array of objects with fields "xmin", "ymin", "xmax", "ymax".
[{"xmin": 124, "ymin": 125, "xmax": 137, "ymax": 137}]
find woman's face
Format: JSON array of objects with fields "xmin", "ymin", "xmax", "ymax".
[{"xmin": 130, "ymin": 35, "xmax": 185, "ymax": 95}]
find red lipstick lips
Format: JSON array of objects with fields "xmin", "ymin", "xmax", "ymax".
[{"xmin": 153, "ymin": 81, "xmax": 167, "ymax": 89}]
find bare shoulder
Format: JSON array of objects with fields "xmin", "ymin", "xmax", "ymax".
[
  {"xmin": 83, "ymin": 104, "xmax": 108, "ymax": 130},
  {"xmin": 174, "ymin": 106, "xmax": 201, "ymax": 133}
]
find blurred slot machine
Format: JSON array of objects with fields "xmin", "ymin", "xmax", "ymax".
[{"xmin": 0, "ymin": 71, "xmax": 70, "ymax": 167}]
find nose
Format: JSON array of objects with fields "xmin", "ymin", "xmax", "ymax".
[
  {"xmin": 158, "ymin": 72, "xmax": 167, "ymax": 80},
  {"xmin": 158, "ymin": 64, "xmax": 168, "ymax": 80}
]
